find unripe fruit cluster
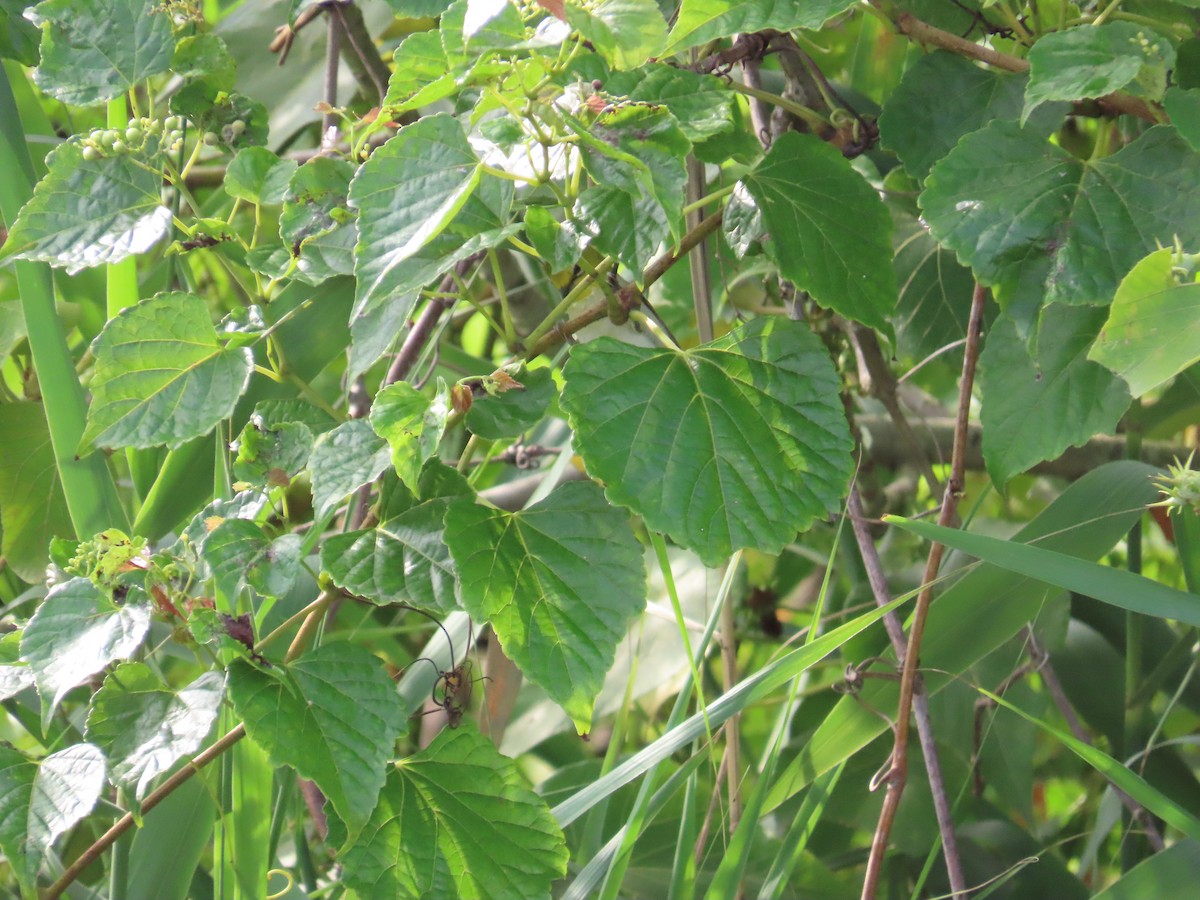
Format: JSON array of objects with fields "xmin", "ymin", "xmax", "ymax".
[{"xmin": 79, "ymin": 116, "xmax": 186, "ymax": 161}]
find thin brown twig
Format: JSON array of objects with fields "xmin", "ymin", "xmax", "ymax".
[
  {"xmin": 848, "ymin": 489, "xmax": 967, "ymax": 898},
  {"xmin": 385, "ymin": 254, "xmax": 483, "ymax": 386},
  {"xmin": 861, "ymin": 282, "xmax": 986, "ymax": 900}
]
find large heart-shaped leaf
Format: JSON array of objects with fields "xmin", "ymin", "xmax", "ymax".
[
  {"xmin": 0, "ymin": 743, "xmax": 106, "ymax": 894},
  {"xmin": 0, "ymin": 136, "xmax": 171, "ymax": 273},
  {"xmin": 1089, "ymin": 247, "xmax": 1200, "ymax": 397},
  {"xmin": 80, "ymin": 292, "xmax": 254, "ymax": 452},
  {"xmin": 602, "ymin": 63, "xmax": 736, "ymax": 144},
  {"xmin": 560, "ymin": 316, "xmax": 853, "ymax": 565},
  {"xmin": 20, "ymin": 578, "xmax": 151, "ymax": 725},
  {"xmin": 920, "ymin": 123, "xmax": 1200, "ymax": 323},
  {"xmin": 891, "ymin": 210, "xmax": 975, "ymax": 359},
  {"xmin": 979, "ymin": 305, "xmax": 1131, "ymax": 487},
  {"xmin": 85, "ymin": 663, "xmax": 224, "ymax": 798},
  {"xmin": 227, "ymin": 642, "xmax": 407, "ymax": 841},
  {"xmin": 349, "ymin": 114, "xmax": 484, "ymax": 313},
  {"xmin": 566, "ymin": 0, "xmax": 666, "ymax": 70},
  {"xmin": 741, "ymin": 131, "xmax": 897, "ymax": 331},
  {"xmin": 28, "ymin": 0, "xmax": 174, "ymax": 105},
  {"xmin": 335, "ymin": 726, "xmax": 568, "ymax": 899},
  {"xmin": 201, "ymin": 519, "xmax": 302, "ymax": 601},
  {"xmin": 445, "ymin": 481, "xmax": 646, "ymax": 732}
]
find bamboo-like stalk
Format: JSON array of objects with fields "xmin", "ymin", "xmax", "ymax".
[{"xmin": 0, "ymin": 66, "xmax": 128, "ymax": 537}]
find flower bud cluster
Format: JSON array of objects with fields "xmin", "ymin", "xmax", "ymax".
[{"xmin": 79, "ymin": 116, "xmax": 185, "ymax": 161}]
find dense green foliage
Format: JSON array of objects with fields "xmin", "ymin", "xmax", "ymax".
[{"xmin": 2, "ymin": 0, "xmax": 1200, "ymax": 897}]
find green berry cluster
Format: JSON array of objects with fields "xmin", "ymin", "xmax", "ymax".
[{"xmin": 79, "ymin": 115, "xmax": 186, "ymax": 161}]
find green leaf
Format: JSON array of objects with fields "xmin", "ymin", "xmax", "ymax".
[
  {"xmin": 523, "ymin": 206, "xmax": 585, "ymax": 272},
  {"xmin": 891, "ymin": 209, "xmax": 975, "ymax": 359},
  {"xmin": 171, "ymin": 32, "xmax": 236, "ymax": 92},
  {"xmin": 170, "ymin": 82, "xmax": 268, "ymax": 151},
  {"xmin": 227, "ymin": 642, "xmax": 407, "ymax": 841},
  {"xmin": 370, "ymin": 380, "xmax": 451, "ymax": 494},
  {"xmin": 667, "ymin": 0, "xmax": 857, "ymax": 54},
  {"xmin": 383, "ymin": 30, "xmax": 459, "ymax": 117},
  {"xmin": 308, "ymin": 419, "xmax": 393, "ymax": 519},
  {"xmin": 28, "ymin": 0, "xmax": 173, "ymax": 105},
  {"xmin": 0, "ymin": 743, "xmax": 106, "ymax": 894},
  {"xmin": 0, "ymin": 135, "xmax": 171, "ymax": 273},
  {"xmin": 566, "ymin": 0, "xmax": 666, "ymax": 71},
  {"xmin": 888, "ymin": 515, "xmax": 1200, "ymax": 627},
  {"xmin": 979, "ymin": 305, "xmax": 1131, "ymax": 486},
  {"xmin": 336, "ymin": 726, "xmax": 568, "ymax": 898},
  {"xmin": 80, "ymin": 292, "xmax": 254, "ymax": 451},
  {"xmin": 0, "ymin": 402, "xmax": 72, "ymax": 583},
  {"xmin": 231, "ymin": 412, "xmax": 314, "ymax": 489},
  {"xmin": 20, "ymin": 577, "xmax": 151, "ymax": 724},
  {"xmin": 1165, "ymin": 87, "xmax": 1200, "ymax": 152},
  {"xmin": 1088, "ymin": 247, "xmax": 1200, "ymax": 397},
  {"xmin": 742, "ymin": 131, "xmax": 897, "ymax": 331},
  {"xmin": 1024, "ymin": 22, "xmax": 1175, "ymax": 123},
  {"xmin": 0, "ymin": 634, "xmax": 34, "ymax": 702},
  {"xmin": 202, "ymin": 519, "xmax": 301, "ymax": 601},
  {"xmin": 572, "ymin": 186, "xmax": 668, "ymax": 273},
  {"xmin": 85, "ymin": 663, "xmax": 224, "ymax": 798},
  {"xmin": 603, "ymin": 63, "xmax": 736, "ymax": 144},
  {"xmin": 465, "ymin": 365, "xmax": 557, "ymax": 440},
  {"xmin": 225, "ymin": 147, "xmax": 297, "ymax": 206},
  {"xmin": 0, "ymin": 0, "xmax": 40, "ymax": 66},
  {"xmin": 322, "ymin": 466, "xmax": 472, "ymax": 614},
  {"xmin": 920, "ymin": 123, "xmax": 1200, "ymax": 312},
  {"xmin": 1093, "ymin": 841, "xmax": 1200, "ymax": 899},
  {"xmin": 879, "ymin": 51, "xmax": 1059, "ymax": 182},
  {"xmin": 445, "ymin": 481, "xmax": 647, "ymax": 732},
  {"xmin": 349, "ymin": 114, "xmax": 484, "ymax": 314},
  {"xmin": 279, "ymin": 156, "xmax": 357, "ymax": 284},
  {"xmin": 560, "ymin": 316, "xmax": 853, "ymax": 565}
]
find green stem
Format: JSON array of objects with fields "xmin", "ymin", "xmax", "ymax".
[
  {"xmin": 725, "ymin": 82, "xmax": 831, "ymax": 130},
  {"xmin": 0, "ymin": 66, "xmax": 128, "ymax": 537},
  {"xmin": 524, "ymin": 256, "xmax": 616, "ymax": 348}
]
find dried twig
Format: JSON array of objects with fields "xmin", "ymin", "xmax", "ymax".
[{"xmin": 861, "ymin": 282, "xmax": 986, "ymax": 899}]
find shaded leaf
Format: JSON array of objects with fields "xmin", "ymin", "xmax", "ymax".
[
  {"xmin": 1089, "ymin": 247, "xmax": 1200, "ymax": 397},
  {"xmin": 279, "ymin": 156, "xmax": 357, "ymax": 284},
  {"xmin": 336, "ymin": 726, "xmax": 568, "ymax": 899},
  {"xmin": 231, "ymin": 406, "xmax": 315, "ymax": 488},
  {"xmin": 667, "ymin": 0, "xmax": 857, "ymax": 54},
  {"xmin": 171, "ymin": 32, "xmax": 236, "ymax": 91},
  {"xmin": 465, "ymin": 365, "xmax": 557, "ymax": 440},
  {"xmin": 1024, "ymin": 22, "xmax": 1174, "ymax": 123},
  {"xmin": 0, "ymin": 0, "xmax": 39, "ymax": 65},
  {"xmin": 979, "ymin": 305, "xmax": 1130, "ymax": 486},
  {"xmin": 0, "ymin": 135, "xmax": 171, "ymax": 273},
  {"xmin": 1093, "ymin": 841, "xmax": 1200, "ymax": 899},
  {"xmin": 323, "ymin": 466, "xmax": 472, "ymax": 614},
  {"xmin": 879, "ymin": 51, "xmax": 1060, "ymax": 182},
  {"xmin": 0, "ymin": 633, "xmax": 34, "ymax": 702},
  {"xmin": 445, "ymin": 481, "xmax": 646, "ymax": 732},
  {"xmin": 891, "ymin": 210, "xmax": 975, "ymax": 359},
  {"xmin": 20, "ymin": 577, "xmax": 151, "ymax": 724},
  {"xmin": 920, "ymin": 123, "xmax": 1200, "ymax": 314},
  {"xmin": 85, "ymin": 663, "xmax": 224, "ymax": 798},
  {"xmin": 742, "ymin": 131, "xmax": 896, "ymax": 331},
  {"xmin": 0, "ymin": 402, "xmax": 72, "ymax": 583},
  {"xmin": 308, "ymin": 419, "xmax": 393, "ymax": 519},
  {"xmin": 80, "ymin": 292, "xmax": 254, "ymax": 451},
  {"xmin": 29, "ymin": 0, "xmax": 173, "ymax": 105},
  {"xmin": 1165, "ymin": 87, "xmax": 1200, "ymax": 152},
  {"xmin": 228, "ymin": 642, "xmax": 407, "ymax": 841},
  {"xmin": 560, "ymin": 316, "xmax": 853, "ymax": 565},
  {"xmin": 0, "ymin": 743, "xmax": 106, "ymax": 893},
  {"xmin": 370, "ymin": 380, "xmax": 451, "ymax": 493}
]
